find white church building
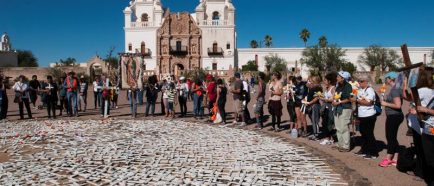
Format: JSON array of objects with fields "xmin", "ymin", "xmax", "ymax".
[{"xmin": 123, "ymin": 0, "xmax": 434, "ymax": 77}]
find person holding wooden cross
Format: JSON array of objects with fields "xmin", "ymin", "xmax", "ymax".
[{"xmin": 407, "ymin": 69, "xmax": 434, "ymax": 185}]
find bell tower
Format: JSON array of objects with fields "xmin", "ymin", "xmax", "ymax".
[
  {"xmin": 124, "ymin": 0, "xmax": 164, "ymax": 72},
  {"xmin": 196, "ymin": 0, "xmax": 236, "ymax": 71}
]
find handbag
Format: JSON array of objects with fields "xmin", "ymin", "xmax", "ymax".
[
  {"xmin": 102, "ymin": 89, "xmax": 109, "ymax": 99},
  {"xmin": 14, "ymin": 92, "xmax": 22, "ymax": 103}
]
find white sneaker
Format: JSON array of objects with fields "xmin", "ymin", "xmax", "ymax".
[
  {"xmin": 239, "ymin": 122, "xmax": 246, "ymax": 127},
  {"xmin": 320, "ymin": 139, "xmax": 330, "ymax": 145}
]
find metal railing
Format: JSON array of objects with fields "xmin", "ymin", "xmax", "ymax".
[
  {"xmin": 201, "ymin": 20, "xmax": 230, "ymax": 26},
  {"xmin": 207, "ymin": 47, "xmax": 224, "ymax": 55},
  {"xmin": 170, "ymin": 46, "xmax": 188, "ymax": 55},
  {"xmin": 130, "ymin": 22, "xmax": 154, "ymax": 28}
]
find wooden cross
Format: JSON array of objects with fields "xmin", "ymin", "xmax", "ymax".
[{"xmin": 397, "ymin": 44, "xmax": 426, "ymax": 119}]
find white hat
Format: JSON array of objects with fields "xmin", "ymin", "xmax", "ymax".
[
  {"xmin": 338, "ymin": 71, "xmax": 350, "ymax": 80},
  {"xmin": 179, "ymin": 76, "xmax": 185, "ymax": 81}
]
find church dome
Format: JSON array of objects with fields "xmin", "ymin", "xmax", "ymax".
[
  {"xmin": 195, "ymin": 2, "xmax": 205, "ymax": 11},
  {"xmin": 124, "ymin": 7, "xmax": 132, "ymax": 12},
  {"xmin": 226, "ymin": 1, "xmax": 235, "ymax": 10}
]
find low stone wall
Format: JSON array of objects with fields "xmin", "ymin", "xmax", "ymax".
[{"xmin": 0, "ymin": 67, "xmax": 87, "ymax": 80}]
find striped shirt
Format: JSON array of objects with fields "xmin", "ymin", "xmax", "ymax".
[{"xmin": 167, "ymin": 89, "xmax": 176, "ymax": 103}]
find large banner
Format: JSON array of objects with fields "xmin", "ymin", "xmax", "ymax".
[{"xmin": 119, "ymin": 55, "xmax": 143, "ymax": 90}]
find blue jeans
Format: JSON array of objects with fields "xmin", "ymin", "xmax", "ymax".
[
  {"xmin": 128, "ymin": 90, "xmax": 138, "ymax": 116},
  {"xmin": 101, "ymin": 97, "xmax": 110, "ymax": 115},
  {"xmin": 193, "ymin": 94, "xmax": 203, "ymax": 117},
  {"xmin": 138, "ymin": 89, "xmax": 144, "ymax": 105},
  {"xmin": 67, "ymin": 92, "xmax": 78, "ymax": 116},
  {"xmin": 146, "ymin": 96, "xmax": 156, "ymax": 116}
]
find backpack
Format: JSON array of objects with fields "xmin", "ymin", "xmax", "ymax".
[
  {"xmin": 368, "ymin": 86, "xmax": 382, "ymax": 116},
  {"xmin": 396, "ymin": 144, "xmax": 423, "ymax": 177}
]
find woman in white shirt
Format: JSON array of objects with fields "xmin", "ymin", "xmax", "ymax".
[
  {"xmin": 355, "ymin": 75, "xmax": 378, "ymax": 159},
  {"xmin": 12, "ymin": 75, "xmax": 32, "ymax": 119},
  {"xmin": 93, "ymin": 76, "xmax": 102, "ymax": 109}
]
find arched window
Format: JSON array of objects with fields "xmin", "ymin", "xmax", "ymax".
[
  {"xmin": 128, "ymin": 43, "xmax": 132, "ymax": 51},
  {"xmin": 213, "ymin": 42, "xmax": 218, "ymax": 52},
  {"xmin": 212, "ymin": 11, "xmax": 220, "ymax": 20},
  {"xmin": 141, "ymin": 13, "xmax": 149, "ymax": 22}
]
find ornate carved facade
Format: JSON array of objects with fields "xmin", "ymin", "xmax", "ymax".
[{"xmin": 157, "ymin": 13, "xmax": 202, "ymax": 77}]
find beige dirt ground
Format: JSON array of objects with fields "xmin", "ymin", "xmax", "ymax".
[{"xmin": 0, "ymin": 86, "xmax": 425, "ymax": 186}]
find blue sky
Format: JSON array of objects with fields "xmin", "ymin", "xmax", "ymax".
[{"xmin": 1, "ymin": 0, "xmax": 433, "ymax": 67}]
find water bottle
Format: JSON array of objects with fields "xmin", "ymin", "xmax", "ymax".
[{"xmin": 291, "ymin": 128, "xmax": 298, "ymax": 138}]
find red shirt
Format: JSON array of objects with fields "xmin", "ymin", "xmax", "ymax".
[
  {"xmin": 207, "ymin": 81, "xmax": 217, "ymax": 103},
  {"xmin": 66, "ymin": 77, "xmax": 78, "ymax": 92},
  {"xmin": 187, "ymin": 80, "xmax": 192, "ymax": 89}
]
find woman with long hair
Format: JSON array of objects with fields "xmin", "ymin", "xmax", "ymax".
[
  {"xmin": 268, "ymin": 71, "xmax": 283, "ymax": 132},
  {"xmin": 285, "ymin": 76, "xmax": 297, "ymax": 131},
  {"xmin": 408, "ymin": 69, "xmax": 434, "ymax": 185},
  {"xmin": 319, "ymin": 72, "xmax": 337, "ymax": 145},
  {"xmin": 294, "ymin": 76, "xmax": 308, "ymax": 137},
  {"xmin": 215, "ymin": 78, "xmax": 228, "ymax": 124},
  {"xmin": 306, "ymin": 76, "xmax": 322, "ymax": 140}
]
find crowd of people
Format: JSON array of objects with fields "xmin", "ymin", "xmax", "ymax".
[
  {"xmin": 0, "ymin": 69, "xmax": 433, "ymax": 185},
  {"xmin": 0, "ymin": 72, "xmax": 120, "ymax": 120}
]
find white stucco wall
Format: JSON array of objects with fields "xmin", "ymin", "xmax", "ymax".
[
  {"xmin": 237, "ymin": 47, "xmax": 434, "ymax": 74},
  {"xmin": 125, "ymin": 29, "xmax": 158, "ymax": 71},
  {"xmin": 202, "ymin": 57, "xmax": 234, "ymax": 70}
]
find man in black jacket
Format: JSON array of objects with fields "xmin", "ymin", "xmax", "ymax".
[{"xmin": 41, "ymin": 76, "xmax": 58, "ymax": 119}]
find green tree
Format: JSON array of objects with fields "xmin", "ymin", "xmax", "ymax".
[
  {"xmin": 302, "ymin": 38, "xmax": 349, "ymax": 76},
  {"xmin": 17, "ymin": 50, "xmax": 38, "ymax": 67},
  {"xmin": 250, "ymin": 40, "xmax": 258, "ymax": 48},
  {"xmin": 318, "ymin": 36, "xmax": 328, "ymax": 48},
  {"xmin": 299, "ymin": 28, "xmax": 310, "ymax": 47},
  {"xmin": 430, "ymin": 50, "xmax": 434, "ymax": 63},
  {"xmin": 57, "ymin": 57, "xmax": 77, "ymax": 66},
  {"xmin": 264, "ymin": 54, "xmax": 288, "ymax": 73},
  {"xmin": 185, "ymin": 68, "xmax": 208, "ymax": 82},
  {"xmin": 341, "ymin": 62, "xmax": 357, "ymax": 75},
  {"xmin": 47, "ymin": 67, "xmax": 66, "ymax": 81},
  {"xmin": 264, "ymin": 35, "xmax": 273, "ymax": 48},
  {"xmin": 358, "ymin": 45, "xmax": 403, "ymax": 72},
  {"xmin": 241, "ymin": 60, "xmax": 258, "ymax": 71}
]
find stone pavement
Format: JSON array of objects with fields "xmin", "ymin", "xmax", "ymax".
[
  {"xmin": 0, "ymin": 87, "xmax": 425, "ymax": 185},
  {"xmin": 0, "ymin": 120, "xmax": 347, "ymax": 185}
]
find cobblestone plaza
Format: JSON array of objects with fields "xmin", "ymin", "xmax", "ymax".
[{"xmin": 0, "ymin": 120, "xmax": 346, "ymax": 185}]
